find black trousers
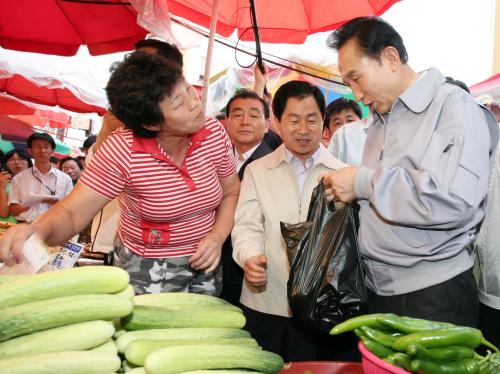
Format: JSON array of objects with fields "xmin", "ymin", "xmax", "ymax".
[
  {"xmin": 367, "ymin": 268, "xmax": 478, "ymax": 327},
  {"xmin": 220, "ymin": 238, "xmax": 244, "ymax": 306},
  {"xmin": 478, "ymin": 302, "xmax": 500, "ymax": 352},
  {"xmin": 241, "ymin": 305, "xmax": 317, "ymax": 363}
]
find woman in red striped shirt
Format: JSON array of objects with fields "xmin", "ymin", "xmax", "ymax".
[{"xmin": 0, "ymin": 52, "xmax": 240, "ymax": 296}]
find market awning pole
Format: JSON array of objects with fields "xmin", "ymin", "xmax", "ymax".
[
  {"xmin": 249, "ymin": 0, "xmax": 267, "ymax": 96},
  {"xmin": 201, "ymin": 0, "xmax": 220, "ymax": 113}
]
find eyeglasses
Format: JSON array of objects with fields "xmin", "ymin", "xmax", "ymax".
[{"xmin": 7, "ymin": 159, "xmax": 28, "ymax": 164}]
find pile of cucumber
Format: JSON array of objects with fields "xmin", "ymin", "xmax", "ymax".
[
  {"xmin": 118, "ymin": 292, "xmax": 283, "ymax": 374},
  {"xmin": 330, "ymin": 313, "xmax": 500, "ymax": 374},
  {"xmin": 0, "ymin": 267, "xmax": 284, "ymax": 374},
  {"xmin": 0, "ymin": 266, "xmax": 133, "ymax": 374}
]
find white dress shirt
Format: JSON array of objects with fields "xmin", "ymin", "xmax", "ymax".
[
  {"xmin": 327, "ymin": 118, "xmax": 369, "ymax": 166},
  {"xmin": 284, "ymin": 146, "xmax": 322, "ymax": 198},
  {"xmin": 9, "ymin": 165, "xmax": 73, "ymax": 222},
  {"xmin": 233, "ymin": 143, "xmax": 261, "ymax": 173}
]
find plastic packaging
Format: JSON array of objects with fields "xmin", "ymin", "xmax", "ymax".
[{"xmin": 282, "ymin": 182, "xmax": 367, "ymax": 332}]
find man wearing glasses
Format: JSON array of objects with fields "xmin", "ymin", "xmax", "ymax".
[{"xmin": 9, "ymin": 133, "xmax": 73, "ymax": 223}]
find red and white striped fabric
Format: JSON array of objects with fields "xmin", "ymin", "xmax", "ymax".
[{"xmin": 80, "ymin": 118, "xmax": 236, "ymax": 258}]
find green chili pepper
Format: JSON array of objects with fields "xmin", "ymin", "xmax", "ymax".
[
  {"xmin": 384, "ymin": 357, "xmax": 396, "ymax": 365},
  {"xmin": 479, "ymin": 352, "xmax": 500, "ymax": 374},
  {"xmin": 490, "ymin": 352, "xmax": 500, "ymax": 365},
  {"xmin": 393, "ymin": 327, "xmax": 498, "ymax": 352},
  {"xmin": 411, "ymin": 358, "xmax": 480, "ymax": 374},
  {"xmin": 479, "ymin": 361, "xmax": 493, "ymax": 374},
  {"xmin": 329, "ymin": 314, "xmax": 386, "ymax": 335},
  {"xmin": 361, "ymin": 336, "xmax": 394, "ymax": 359},
  {"xmin": 479, "ymin": 361, "xmax": 500, "ymax": 374},
  {"xmin": 386, "ymin": 352, "xmax": 412, "ymax": 371},
  {"xmin": 354, "ymin": 328, "xmax": 364, "ymax": 339},
  {"xmin": 376, "ymin": 313, "xmax": 455, "ymax": 334},
  {"xmin": 389, "ymin": 332, "xmax": 405, "ymax": 337},
  {"xmin": 407, "ymin": 343, "xmax": 475, "ymax": 362},
  {"xmin": 360, "ymin": 325, "xmax": 397, "ymax": 348}
]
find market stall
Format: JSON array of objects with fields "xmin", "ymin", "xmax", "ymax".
[{"xmin": 0, "ymin": 265, "xmax": 498, "ymax": 373}]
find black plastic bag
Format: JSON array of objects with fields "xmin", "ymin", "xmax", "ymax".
[{"xmin": 281, "ymin": 182, "xmax": 367, "ymax": 333}]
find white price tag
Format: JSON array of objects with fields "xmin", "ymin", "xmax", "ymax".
[
  {"xmin": 0, "ymin": 234, "xmax": 50, "ymax": 275},
  {"xmin": 23, "ymin": 234, "xmax": 50, "ymax": 271}
]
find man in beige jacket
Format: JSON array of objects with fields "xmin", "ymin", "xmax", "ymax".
[{"xmin": 231, "ymin": 80, "xmax": 346, "ymax": 362}]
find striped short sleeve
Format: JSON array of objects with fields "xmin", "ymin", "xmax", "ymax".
[
  {"xmin": 207, "ymin": 118, "xmax": 236, "ymax": 179},
  {"xmin": 80, "ymin": 130, "xmax": 131, "ymax": 200}
]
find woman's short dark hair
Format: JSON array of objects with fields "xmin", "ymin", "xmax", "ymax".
[
  {"xmin": 2, "ymin": 149, "xmax": 33, "ymax": 169},
  {"xmin": 134, "ymin": 39, "xmax": 183, "ymax": 68},
  {"xmin": 327, "ymin": 16, "xmax": 408, "ymax": 64},
  {"xmin": 59, "ymin": 157, "xmax": 83, "ymax": 171},
  {"xmin": 272, "ymin": 81, "xmax": 325, "ymax": 122},
  {"xmin": 106, "ymin": 52, "xmax": 184, "ymax": 138},
  {"xmin": 323, "ymin": 98, "xmax": 362, "ymax": 130}
]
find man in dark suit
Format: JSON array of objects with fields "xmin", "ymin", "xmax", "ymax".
[{"xmin": 220, "ymin": 89, "xmax": 276, "ymax": 305}]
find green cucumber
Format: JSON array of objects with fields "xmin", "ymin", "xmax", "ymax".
[
  {"xmin": 123, "ymin": 360, "xmax": 141, "ymax": 372},
  {"xmin": 133, "ymin": 292, "xmax": 230, "ymax": 307},
  {"xmin": 0, "ymin": 294, "xmax": 132, "ymax": 342},
  {"xmin": 125, "ymin": 338, "xmax": 259, "ymax": 366},
  {"xmin": 0, "ymin": 351, "xmax": 121, "ymax": 374},
  {"xmin": 116, "ymin": 328, "xmax": 251, "ymax": 353},
  {"xmin": 122, "ymin": 305, "xmax": 245, "ymax": 331},
  {"xmin": 115, "ymin": 284, "xmax": 135, "ymax": 300},
  {"xmin": 0, "ymin": 274, "xmax": 26, "ymax": 284},
  {"xmin": 0, "ymin": 266, "xmax": 129, "ymax": 310},
  {"xmin": 0, "ymin": 320, "xmax": 114, "ymax": 359},
  {"xmin": 90, "ymin": 340, "xmax": 118, "ymax": 355},
  {"xmin": 144, "ymin": 345, "xmax": 284, "ymax": 374},
  {"xmin": 127, "ymin": 369, "xmax": 146, "ymax": 374}
]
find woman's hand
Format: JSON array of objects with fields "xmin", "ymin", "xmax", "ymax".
[
  {"xmin": 189, "ymin": 232, "xmax": 224, "ymax": 274},
  {"xmin": 0, "ymin": 223, "xmax": 35, "ymax": 266}
]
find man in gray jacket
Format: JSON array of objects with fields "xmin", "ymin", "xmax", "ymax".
[{"xmin": 323, "ymin": 16, "xmax": 498, "ymax": 326}]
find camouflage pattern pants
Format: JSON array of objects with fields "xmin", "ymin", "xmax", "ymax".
[{"xmin": 112, "ymin": 238, "xmax": 222, "ymax": 296}]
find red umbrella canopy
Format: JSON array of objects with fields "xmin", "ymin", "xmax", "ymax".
[
  {"xmin": 168, "ymin": 0, "xmax": 400, "ymax": 44},
  {"xmin": 0, "ymin": 115, "xmax": 34, "ymax": 143},
  {"xmin": 15, "ymin": 110, "xmax": 72, "ymax": 129},
  {"xmin": 0, "ymin": 96, "xmax": 36, "ymax": 115},
  {"xmin": 0, "ymin": 74, "xmax": 106, "ymax": 115},
  {"xmin": 0, "ymin": 0, "xmax": 147, "ymax": 56}
]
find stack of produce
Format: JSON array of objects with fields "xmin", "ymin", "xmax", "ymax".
[
  {"xmin": 0, "ymin": 266, "xmax": 133, "ymax": 374},
  {"xmin": 331, "ymin": 313, "xmax": 500, "ymax": 374},
  {"xmin": 117, "ymin": 292, "xmax": 284, "ymax": 374},
  {"xmin": 0, "ymin": 266, "xmax": 284, "ymax": 374}
]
